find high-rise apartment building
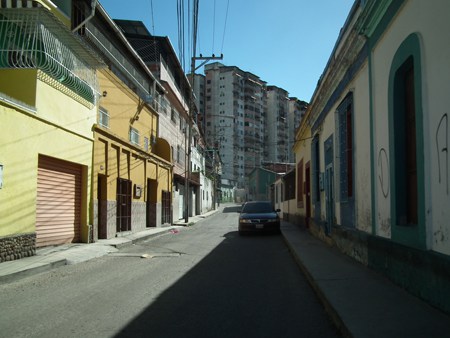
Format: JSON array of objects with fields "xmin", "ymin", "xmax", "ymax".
[
  {"xmin": 203, "ymin": 62, "xmax": 266, "ymax": 188},
  {"xmin": 194, "ymin": 62, "xmax": 307, "ymax": 192},
  {"xmin": 265, "ymin": 86, "xmax": 290, "ymax": 164},
  {"xmin": 189, "ymin": 73, "xmax": 206, "ymax": 132}
]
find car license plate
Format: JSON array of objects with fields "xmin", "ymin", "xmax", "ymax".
[{"xmin": 255, "ymin": 224, "xmax": 264, "ymax": 229}]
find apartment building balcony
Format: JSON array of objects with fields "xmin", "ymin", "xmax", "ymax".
[
  {"xmin": 0, "ymin": 4, "xmax": 103, "ymax": 107},
  {"xmin": 82, "ymin": 20, "xmax": 161, "ymax": 110}
]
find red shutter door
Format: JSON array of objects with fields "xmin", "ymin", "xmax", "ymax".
[{"xmin": 36, "ymin": 155, "xmax": 82, "ymax": 247}]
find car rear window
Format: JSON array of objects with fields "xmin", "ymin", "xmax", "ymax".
[{"xmin": 242, "ymin": 202, "xmax": 274, "ymax": 213}]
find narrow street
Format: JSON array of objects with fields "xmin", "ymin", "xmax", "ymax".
[{"xmin": 0, "ymin": 205, "xmax": 339, "ymax": 338}]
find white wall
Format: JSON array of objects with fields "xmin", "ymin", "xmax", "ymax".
[
  {"xmin": 352, "ymin": 63, "xmax": 372, "ymax": 234},
  {"xmin": 371, "ymin": 0, "xmax": 450, "ymax": 254}
]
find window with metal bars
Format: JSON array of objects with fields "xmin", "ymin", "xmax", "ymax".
[
  {"xmin": 161, "ymin": 191, "xmax": 171, "ymax": 224},
  {"xmin": 116, "ymin": 178, "xmax": 131, "ymax": 232}
]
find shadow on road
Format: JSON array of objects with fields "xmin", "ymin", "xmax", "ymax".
[{"xmin": 114, "ymin": 222, "xmax": 339, "ymax": 337}]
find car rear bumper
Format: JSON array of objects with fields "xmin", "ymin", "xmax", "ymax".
[{"xmin": 238, "ymin": 221, "xmax": 281, "ymax": 234}]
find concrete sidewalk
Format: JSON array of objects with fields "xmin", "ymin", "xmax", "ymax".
[
  {"xmin": 0, "ymin": 208, "xmax": 220, "ymax": 284},
  {"xmin": 281, "ymin": 221, "xmax": 450, "ymax": 338}
]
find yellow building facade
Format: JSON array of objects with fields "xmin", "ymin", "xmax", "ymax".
[
  {"xmin": 0, "ymin": 0, "xmax": 174, "ymax": 261},
  {"xmin": 292, "ymin": 108, "xmax": 313, "ymax": 228},
  {"xmin": 92, "ymin": 69, "xmax": 172, "ymax": 240},
  {"xmin": 0, "ymin": 0, "xmax": 101, "ymax": 261}
]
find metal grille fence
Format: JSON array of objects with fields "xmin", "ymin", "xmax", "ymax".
[{"xmin": 0, "ymin": 7, "xmax": 99, "ymax": 105}]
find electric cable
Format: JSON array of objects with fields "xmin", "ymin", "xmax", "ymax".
[
  {"xmin": 221, "ymin": 0, "xmax": 230, "ymax": 53},
  {"xmin": 212, "ymin": 0, "xmax": 216, "ymax": 54},
  {"xmin": 150, "ymin": 0, "xmax": 155, "ymax": 34}
]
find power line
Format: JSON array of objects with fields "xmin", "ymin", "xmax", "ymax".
[
  {"xmin": 149, "ymin": 0, "xmax": 155, "ymax": 34},
  {"xmin": 177, "ymin": 0, "xmax": 186, "ymax": 71},
  {"xmin": 212, "ymin": 0, "xmax": 216, "ymax": 54},
  {"xmin": 221, "ymin": 0, "xmax": 230, "ymax": 53},
  {"xmin": 192, "ymin": 0, "xmax": 199, "ymax": 57}
]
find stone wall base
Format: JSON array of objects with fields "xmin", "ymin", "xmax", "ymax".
[{"xmin": 0, "ymin": 233, "xmax": 36, "ymax": 263}]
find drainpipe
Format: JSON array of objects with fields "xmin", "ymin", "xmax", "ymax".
[{"xmin": 72, "ymin": 0, "xmax": 98, "ymax": 33}]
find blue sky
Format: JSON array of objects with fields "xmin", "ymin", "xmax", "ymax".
[{"xmin": 101, "ymin": 0, "xmax": 355, "ymax": 102}]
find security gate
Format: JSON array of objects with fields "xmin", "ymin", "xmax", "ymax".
[
  {"xmin": 162, "ymin": 190, "xmax": 171, "ymax": 224},
  {"xmin": 36, "ymin": 155, "xmax": 82, "ymax": 247},
  {"xmin": 116, "ymin": 178, "xmax": 131, "ymax": 232}
]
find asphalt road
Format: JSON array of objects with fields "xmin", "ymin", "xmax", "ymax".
[{"xmin": 0, "ymin": 204, "xmax": 340, "ymax": 338}]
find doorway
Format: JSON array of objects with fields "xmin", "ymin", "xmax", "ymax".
[
  {"xmin": 146, "ymin": 178, "xmax": 157, "ymax": 227},
  {"xmin": 98, "ymin": 174, "xmax": 107, "ymax": 239},
  {"xmin": 324, "ymin": 135, "xmax": 334, "ymax": 235},
  {"xmin": 305, "ymin": 162, "xmax": 311, "ymax": 227},
  {"xmin": 116, "ymin": 178, "xmax": 131, "ymax": 232}
]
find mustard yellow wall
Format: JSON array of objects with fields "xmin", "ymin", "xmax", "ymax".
[
  {"xmin": 130, "ymin": 153, "xmax": 144, "ymax": 199},
  {"xmin": 158, "ymin": 166, "xmax": 170, "ymax": 193},
  {"xmin": 0, "ymin": 69, "xmax": 37, "ymax": 107},
  {"xmin": 93, "ymin": 70, "xmax": 171, "ymax": 205},
  {"xmin": 147, "ymin": 161, "xmax": 157, "ymax": 181},
  {"xmin": 93, "ymin": 137, "xmax": 164, "ymax": 202},
  {"xmin": 293, "ymin": 117, "xmax": 312, "ymax": 219},
  {"xmin": 98, "ymin": 70, "xmax": 158, "ymax": 144}
]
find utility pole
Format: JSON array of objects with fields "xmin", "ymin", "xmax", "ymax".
[{"xmin": 184, "ymin": 53, "xmax": 223, "ymax": 223}]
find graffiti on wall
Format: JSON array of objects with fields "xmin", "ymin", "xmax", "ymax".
[
  {"xmin": 378, "ymin": 148, "xmax": 389, "ymax": 198},
  {"xmin": 436, "ymin": 113, "xmax": 448, "ymax": 195}
]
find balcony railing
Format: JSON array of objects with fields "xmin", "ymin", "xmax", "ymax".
[
  {"xmin": 82, "ymin": 20, "xmax": 162, "ymax": 111},
  {"xmin": 0, "ymin": 6, "xmax": 103, "ymax": 107}
]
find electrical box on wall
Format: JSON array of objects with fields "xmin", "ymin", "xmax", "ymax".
[
  {"xmin": 134, "ymin": 184, "xmax": 142, "ymax": 198},
  {"xmin": 0, "ymin": 164, "xmax": 3, "ymax": 189}
]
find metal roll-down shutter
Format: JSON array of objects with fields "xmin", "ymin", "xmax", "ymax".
[{"xmin": 36, "ymin": 155, "xmax": 82, "ymax": 247}]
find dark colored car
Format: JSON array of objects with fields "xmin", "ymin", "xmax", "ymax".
[{"xmin": 238, "ymin": 201, "xmax": 281, "ymax": 235}]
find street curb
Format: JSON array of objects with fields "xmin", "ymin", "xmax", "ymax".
[
  {"xmin": 128, "ymin": 228, "xmax": 181, "ymax": 246},
  {"xmin": 102, "ymin": 227, "xmax": 183, "ymax": 249},
  {"xmin": 281, "ymin": 232, "xmax": 352, "ymax": 338},
  {"xmin": 0, "ymin": 258, "xmax": 67, "ymax": 284}
]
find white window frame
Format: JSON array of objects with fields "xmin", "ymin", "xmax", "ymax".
[
  {"xmin": 130, "ymin": 127, "xmax": 140, "ymax": 146},
  {"xmin": 99, "ymin": 107, "xmax": 110, "ymax": 128}
]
